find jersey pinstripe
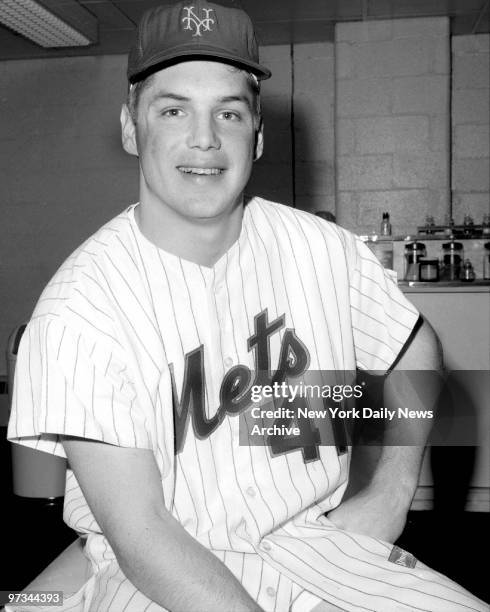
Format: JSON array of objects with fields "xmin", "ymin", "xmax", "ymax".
[{"xmin": 8, "ymin": 197, "xmax": 487, "ymax": 612}]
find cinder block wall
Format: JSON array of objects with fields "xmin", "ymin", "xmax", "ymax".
[
  {"xmin": 0, "ymin": 55, "xmax": 138, "ymax": 376},
  {"xmin": 451, "ymin": 34, "xmax": 490, "ymax": 224},
  {"xmin": 293, "ymin": 42, "xmax": 336, "ymax": 215},
  {"xmin": 335, "ymin": 18, "xmax": 451, "ymax": 236},
  {"xmin": 248, "ymin": 42, "xmax": 336, "ymax": 214},
  {"xmin": 247, "ymin": 45, "xmax": 293, "ymax": 205}
]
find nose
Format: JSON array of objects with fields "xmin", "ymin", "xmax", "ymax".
[{"xmin": 187, "ymin": 113, "xmax": 221, "ymax": 151}]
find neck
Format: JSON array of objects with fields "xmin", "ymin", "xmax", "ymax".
[{"xmin": 135, "ymin": 197, "xmax": 245, "ymax": 267}]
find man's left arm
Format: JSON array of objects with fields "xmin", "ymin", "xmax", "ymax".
[{"xmin": 328, "ymin": 316, "xmax": 443, "ymax": 542}]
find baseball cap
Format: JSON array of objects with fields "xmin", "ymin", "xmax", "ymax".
[{"xmin": 127, "ymin": 0, "xmax": 272, "ymax": 84}]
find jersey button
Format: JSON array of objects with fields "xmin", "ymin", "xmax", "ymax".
[
  {"xmin": 246, "ymin": 486, "xmax": 256, "ymax": 498},
  {"xmin": 260, "ymin": 540, "xmax": 272, "ymax": 552},
  {"xmin": 224, "ymin": 357, "xmax": 233, "ymax": 368},
  {"xmin": 266, "ymin": 587, "xmax": 276, "ymax": 597}
]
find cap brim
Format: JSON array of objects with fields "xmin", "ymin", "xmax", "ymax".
[{"xmin": 129, "ymin": 45, "xmax": 271, "ymax": 83}]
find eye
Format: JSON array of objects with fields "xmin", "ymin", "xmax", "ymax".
[
  {"xmin": 161, "ymin": 108, "xmax": 184, "ymax": 117},
  {"xmin": 218, "ymin": 110, "xmax": 241, "ymax": 121}
]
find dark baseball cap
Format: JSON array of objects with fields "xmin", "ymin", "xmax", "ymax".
[{"xmin": 127, "ymin": 0, "xmax": 271, "ymax": 84}]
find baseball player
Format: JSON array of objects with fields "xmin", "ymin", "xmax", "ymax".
[{"xmin": 7, "ymin": 1, "xmax": 488, "ymax": 611}]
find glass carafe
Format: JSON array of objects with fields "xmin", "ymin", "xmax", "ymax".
[
  {"xmin": 441, "ymin": 241, "xmax": 464, "ymax": 281},
  {"xmin": 404, "ymin": 242, "xmax": 426, "ymax": 281}
]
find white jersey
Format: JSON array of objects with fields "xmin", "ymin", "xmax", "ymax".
[{"xmin": 8, "ymin": 197, "xmax": 487, "ymax": 612}]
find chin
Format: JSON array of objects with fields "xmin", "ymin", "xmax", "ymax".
[{"xmin": 181, "ymin": 196, "xmax": 242, "ymax": 219}]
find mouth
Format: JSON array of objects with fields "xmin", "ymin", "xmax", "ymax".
[{"xmin": 177, "ymin": 166, "xmax": 224, "ymax": 176}]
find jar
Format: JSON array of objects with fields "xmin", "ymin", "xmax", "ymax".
[
  {"xmin": 404, "ymin": 242, "xmax": 426, "ymax": 281},
  {"xmin": 484, "ymin": 243, "xmax": 490, "ymax": 280},
  {"xmin": 419, "ymin": 258, "xmax": 439, "ymax": 282},
  {"xmin": 441, "ymin": 241, "xmax": 464, "ymax": 281}
]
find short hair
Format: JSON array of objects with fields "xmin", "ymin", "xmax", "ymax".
[{"xmin": 127, "ymin": 64, "xmax": 262, "ymax": 128}]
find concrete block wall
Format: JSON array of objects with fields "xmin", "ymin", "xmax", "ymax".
[
  {"xmin": 451, "ymin": 34, "xmax": 490, "ymax": 224},
  {"xmin": 293, "ymin": 42, "xmax": 336, "ymax": 215},
  {"xmin": 248, "ymin": 41, "xmax": 336, "ymax": 214},
  {"xmin": 247, "ymin": 45, "xmax": 293, "ymax": 205},
  {"xmin": 335, "ymin": 18, "xmax": 451, "ymax": 236},
  {"xmin": 0, "ymin": 55, "xmax": 138, "ymax": 376}
]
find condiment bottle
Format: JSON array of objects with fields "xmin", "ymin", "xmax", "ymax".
[
  {"xmin": 380, "ymin": 212, "xmax": 392, "ymax": 236},
  {"xmin": 441, "ymin": 241, "xmax": 464, "ymax": 281},
  {"xmin": 463, "ymin": 214, "xmax": 474, "ymax": 237},
  {"xmin": 460, "ymin": 259, "xmax": 475, "ymax": 282},
  {"xmin": 404, "ymin": 242, "xmax": 426, "ymax": 281}
]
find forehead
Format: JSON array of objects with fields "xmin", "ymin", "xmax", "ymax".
[{"xmin": 141, "ymin": 60, "xmax": 254, "ymax": 102}]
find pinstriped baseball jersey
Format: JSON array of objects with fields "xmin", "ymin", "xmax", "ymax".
[{"xmin": 8, "ymin": 197, "xmax": 487, "ymax": 612}]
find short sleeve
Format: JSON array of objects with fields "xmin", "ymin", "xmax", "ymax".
[
  {"xmin": 7, "ymin": 315, "xmax": 153, "ymax": 457},
  {"xmin": 348, "ymin": 236, "xmax": 419, "ymax": 372}
]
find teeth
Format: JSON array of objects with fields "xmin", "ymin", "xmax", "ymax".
[{"xmin": 178, "ymin": 167, "xmax": 222, "ymax": 175}]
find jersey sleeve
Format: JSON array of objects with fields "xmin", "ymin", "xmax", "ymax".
[
  {"xmin": 7, "ymin": 315, "xmax": 153, "ymax": 457},
  {"xmin": 347, "ymin": 235, "xmax": 420, "ymax": 372}
]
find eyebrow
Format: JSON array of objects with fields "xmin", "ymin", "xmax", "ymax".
[
  {"xmin": 149, "ymin": 92, "xmax": 190, "ymax": 103},
  {"xmin": 149, "ymin": 92, "xmax": 252, "ymax": 109},
  {"xmin": 217, "ymin": 95, "xmax": 252, "ymax": 107}
]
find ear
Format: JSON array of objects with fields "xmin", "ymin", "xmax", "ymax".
[
  {"xmin": 253, "ymin": 121, "xmax": 264, "ymax": 162},
  {"xmin": 120, "ymin": 104, "xmax": 138, "ymax": 157}
]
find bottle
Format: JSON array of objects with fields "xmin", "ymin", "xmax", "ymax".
[
  {"xmin": 444, "ymin": 214, "xmax": 454, "ymax": 237},
  {"xmin": 404, "ymin": 242, "xmax": 426, "ymax": 281},
  {"xmin": 380, "ymin": 212, "xmax": 391, "ymax": 236},
  {"xmin": 425, "ymin": 215, "xmax": 435, "ymax": 235},
  {"xmin": 441, "ymin": 241, "xmax": 464, "ymax": 281},
  {"xmin": 460, "ymin": 259, "xmax": 475, "ymax": 282},
  {"xmin": 463, "ymin": 214, "xmax": 474, "ymax": 237},
  {"xmin": 482, "ymin": 214, "xmax": 490, "ymax": 237}
]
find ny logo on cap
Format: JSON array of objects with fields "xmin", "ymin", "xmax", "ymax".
[{"xmin": 182, "ymin": 6, "xmax": 215, "ymax": 36}]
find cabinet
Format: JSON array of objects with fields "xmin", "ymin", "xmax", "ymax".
[{"xmin": 402, "ymin": 287, "xmax": 490, "ymax": 511}]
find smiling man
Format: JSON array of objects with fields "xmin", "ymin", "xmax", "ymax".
[
  {"xmin": 7, "ymin": 2, "xmax": 488, "ymax": 612},
  {"xmin": 120, "ymin": 59, "xmax": 262, "ymax": 266}
]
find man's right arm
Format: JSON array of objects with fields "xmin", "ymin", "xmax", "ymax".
[{"xmin": 61, "ymin": 437, "xmax": 263, "ymax": 612}]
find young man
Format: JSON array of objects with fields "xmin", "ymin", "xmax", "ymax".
[{"xmin": 8, "ymin": 2, "xmax": 487, "ymax": 611}]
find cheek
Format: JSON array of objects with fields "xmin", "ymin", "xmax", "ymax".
[
  {"xmin": 141, "ymin": 133, "xmax": 172, "ymax": 169},
  {"xmin": 227, "ymin": 131, "xmax": 256, "ymax": 161}
]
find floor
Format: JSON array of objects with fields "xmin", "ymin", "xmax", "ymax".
[{"xmin": 396, "ymin": 510, "xmax": 489, "ymax": 603}]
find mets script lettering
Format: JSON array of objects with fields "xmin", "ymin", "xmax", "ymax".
[
  {"xmin": 181, "ymin": 6, "xmax": 215, "ymax": 36},
  {"xmin": 171, "ymin": 309, "xmax": 310, "ymax": 453}
]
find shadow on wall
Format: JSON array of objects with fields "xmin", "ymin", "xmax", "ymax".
[
  {"xmin": 293, "ymin": 105, "xmax": 336, "ymax": 216},
  {"xmin": 246, "ymin": 99, "xmax": 294, "ymax": 205},
  {"xmin": 247, "ymin": 100, "xmax": 336, "ymax": 215}
]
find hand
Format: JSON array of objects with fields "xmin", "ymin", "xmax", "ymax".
[{"xmin": 326, "ymin": 483, "xmax": 409, "ymax": 543}]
